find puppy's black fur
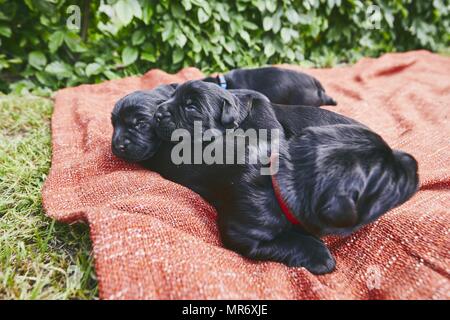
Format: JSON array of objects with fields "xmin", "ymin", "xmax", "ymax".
[
  {"xmin": 111, "ymin": 84, "xmax": 176, "ymax": 162},
  {"xmin": 202, "ymin": 66, "xmax": 337, "ymax": 106},
  {"xmin": 216, "ymin": 124, "xmax": 419, "ymax": 274},
  {"xmin": 154, "ymin": 81, "xmax": 279, "ymax": 141},
  {"xmin": 143, "ymin": 81, "xmax": 419, "ymax": 274}
]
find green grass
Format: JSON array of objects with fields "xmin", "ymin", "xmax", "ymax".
[{"xmin": 0, "ymin": 94, "xmax": 97, "ymax": 299}]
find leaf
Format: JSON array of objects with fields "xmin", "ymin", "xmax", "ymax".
[
  {"xmin": 280, "ymin": 28, "xmax": 292, "ymax": 43},
  {"xmin": 298, "ymin": 13, "xmax": 314, "ymax": 25},
  {"xmin": 28, "ymin": 51, "xmax": 47, "ymax": 70},
  {"xmin": 64, "ymin": 32, "xmax": 87, "ymax": 53},
  {"xmin": 171, "ymin": 3, "xmax": 184, "ymax": 18},
  {"xmin": 285, "ymin": 9, "xmax": 299, "ymax": 24},
  {"xmin": 264, "ymin": 42, "xmax": 275, "ymax": 57},
  {"xmin": 45, "ymin": 61, "xmax": 72, "ymax": 78},
  {"xmin": 253, "ymin": 0, "xmax": 265, "ymax": 12},
  {"xmin": 307, "ymin": 0, "xmax": 320, "ymax": 9},
  {"xmin": 176, "ymin": 33, "xmax": 187, "ymax": 47},
  {"xmin": 272, "ymin": 12, "xmax": 282, "ymax": 33},
  {"xmin": 197, "ymin": 8, "xmax": 209, "ymax": 24},
  {"xmin": 220, "ymin": 8, "xmax": 230, "ymax": 22},
  {"xmin": 192, "ymin": 0, "xmax": 211, "ymax": 15},
  {"xmin": 240, "ymin": 30, "xmax": 250, "ymax": 43},
  {"xmin": 9, "ymin": 80, "xmax": 35, "ymax": 95},
  {"xmin": 243, "ymin": 21, "xmax": 258, "ymax": 30},
  {"xmin": 122, "ymin": 47, "xmax": 139, "ymax": 66},
  {"xmin": 115, "ymin": 0, "xmax": 135, "ymax": 25},
  {"xmin": 162, "ymin": 21, "xmax": 174, "ymax": 41},
  {"xmin": 129, "ymin": 0, "xmax": 143, "ymax": 19},
  {"xmin": 48, "ymin": 31, "xmax": 65, "ymax": 53},
  {"xmin": 172, "ymin": 47, "xmax": 184, "ymax": 64},
  {"xmin": 35, "ymin": 71, "xmax": 53, "ymax": 86},
  {"xmin": 103, "ymin": 70, "xmax": 120, "ymax": 80},
  {"xmin": 142, "ymin": 3, "xmax": 154, "ymax": 24},
  {"xmin": 74, "ymin": 62, "xmax": 87, "ymax": 76},
  {"xmin": 0, "ymin": 25, "xmax": 11, "ymax": 37},
  {"xmin": 263, "ymin": 16, "xmax": 273, "ymax": 31},
  {"xmin": 181, "ymin": 0, "xmax": 192, "ymax": 11},
  {"xmin": 384, "ymin": 10, "xmax": 394, "ymax": 28},
  {"xmin": 265, "ymin": 0, "xmax": 276, "ymax": 13},
  {"xmin": 141, "ymin": 52, "xmax": 157, "ymax": 62},
  {"xmin": 132, "ymin": 30, "xmax": 146, "ymax": 46},
  {"xmin": 223, "ymin": 54, "xmax": 234, "ymax": 66},
  {"xmin": 85, "ymin": 63, "xmax": 103, "ymax": 77},
  {"xmin": 286, "ymin": 48, "xmax": 295, "ymax": 61},
  {"xmin": 0, "ymin": 11, "xmax": 9, "ymax": 21},
  {"xmin": 433, "ymin": 0, "xmax": 449, "ymax": 15},
  {"xmin": 192, "ymin": 40, "xmax": 202, "ymax": 53}
]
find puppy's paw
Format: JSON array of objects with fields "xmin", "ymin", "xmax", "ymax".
[
  {"xmin": 287, "ymin": 238, "xmax": 336, "ymax": 275},
  {"xmin": 302, "ymin": 251, "xmax": 336, "ymax": 275}
]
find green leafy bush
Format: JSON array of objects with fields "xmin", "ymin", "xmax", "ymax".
[{"xmin": 0, "ymin": 0, "xmax": 448, "ymax": 95}]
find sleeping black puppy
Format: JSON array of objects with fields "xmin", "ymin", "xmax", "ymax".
[
  {"xmin": 150, "ymin": 81, "xmax": 419, "ymax": 273},
  {"xmin": 111, "ymin": 84, "xmax": 177, "ymax": 161},
  {"xmin": 224, "ymin": 125, "xmax": 419, "ymax": 273},
  {"xmin": 202, "ymin": 66, "xmax": 337, "ymax": 106}
]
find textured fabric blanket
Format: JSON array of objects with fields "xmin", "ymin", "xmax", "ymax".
[{"xmin": 42, "ymin": 51, "xmax": 450, "ymax": 299}]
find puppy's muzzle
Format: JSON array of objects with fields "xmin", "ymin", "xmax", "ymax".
[{"xmin": 113, "ymin": 137, "xmax": 131, "ymax": 153}]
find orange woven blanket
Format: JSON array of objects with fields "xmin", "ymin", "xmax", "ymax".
[{"xmin": 42, "ymin": 51, "xmax": 450, "ymax": 299}]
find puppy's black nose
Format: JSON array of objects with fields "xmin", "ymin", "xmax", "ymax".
[{"xmin": 118, "ymin": 139, "xmax": 130, "ymax": 152}]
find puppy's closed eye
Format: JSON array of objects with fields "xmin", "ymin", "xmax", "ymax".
[
  {"xmin": 185, "ymin": 105, "xmax": 197, "ymax": 112},
  {"xmin": 135, "ymin": 120, "xmax": 150, "ymax": 130},
  {"xmin": 183, "ymin": 98, "xmax": 198, "ymax": 112}
]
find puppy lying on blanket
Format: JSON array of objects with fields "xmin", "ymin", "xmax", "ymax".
[
  {"xmin": 111, "ymin": 84, "xmax": 176, "ymax": 161},
  {"xmin": 112, "ymin": 81, "xmax": 418, "ymax": 274},
  {"xmin": 202, "ymin": 67, "xmax": 337, "ymax": 106}
]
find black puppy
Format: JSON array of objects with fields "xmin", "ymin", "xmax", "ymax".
[
  {"xmin": 150, "ymin": 81, "xmax": 419, "ymax": 273},
  {"xmin": 217, "ymin": 124, "xmax": 419, "ymax": 273},
  {"xmin": 202, "ymin": 66, "xmax": 337, "ymax": 106},
  {"xmin": 111, "ymin": 84, "xmax": 176, "ymax": 161}
]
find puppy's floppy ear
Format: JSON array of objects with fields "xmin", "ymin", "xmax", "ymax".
[
  {"xmin": 221, "ymin": 93, "xmax": 254, "ymax": 129},
  {"xmin": 221, "ymin": 96, "xmax": 240, "ymax": 129},
  {"xmin": 394, "ymin": 150, "xmax": 418, "ymax": 178},
  {"xmin": 392, "ymin": 150, "xmax": 419, "ymax": 203}
]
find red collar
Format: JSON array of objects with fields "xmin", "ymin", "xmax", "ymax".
[{"xmin": 270, "ymin": 155, "xmax": 301, "ymax": 226}]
